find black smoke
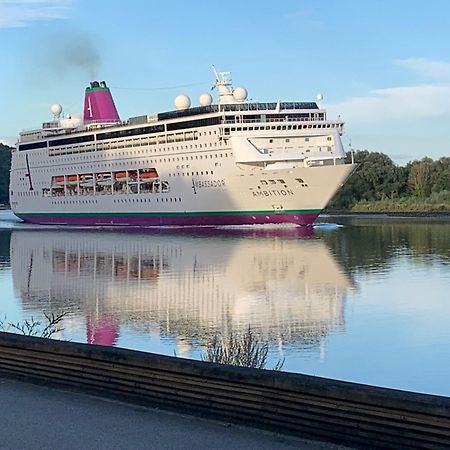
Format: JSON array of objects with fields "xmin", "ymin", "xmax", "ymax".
[{"xmin": 46, "ymin": 34, "xmax": 101, "ymax": 79}]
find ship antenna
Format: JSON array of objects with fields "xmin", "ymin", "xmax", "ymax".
[
  {"xmin": 212, "ymin": 65, "xmax": 220, "ymax": 82},
  {"xmin": 211, "ymin": 66, "xmax": 238, "ymax": 105},
  {"xmin": 349, "ymin": 139, "xmax": 355, "ymax": 164}
]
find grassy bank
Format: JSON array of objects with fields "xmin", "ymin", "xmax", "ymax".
[{"xmin": 327, "ymin": 191, "xmax": 450, "ymax": 214}]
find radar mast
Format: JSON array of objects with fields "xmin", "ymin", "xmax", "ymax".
[{"xmin": 212, "ymin": 66, "xmax": 235, "ymax": 104}]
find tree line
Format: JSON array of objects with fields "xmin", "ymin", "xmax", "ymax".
[
  {"xmin": 329, "ymin": 150, "xmax": 450, "ymax": 211},
  {"xmin": 0, "ymin": 144, "xmax": 11, "ymax": 205},
  {"xmin": 0, "ymin": 143, "xmax": 449, "ymax": 210}
]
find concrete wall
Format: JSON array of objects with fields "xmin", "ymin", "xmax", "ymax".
[{"xmin": 0, "ymin": 332, "xmax": 449, "ymax": 449}]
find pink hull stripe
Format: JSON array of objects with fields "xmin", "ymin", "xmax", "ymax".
[{"xmin": 16, "ymin": 212, "xmax": 320, "ymax": 227}]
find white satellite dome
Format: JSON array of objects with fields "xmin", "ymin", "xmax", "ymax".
[
  {"xmin": 199, "ymin": 93, "xmax": 213, "ymax": 106},
  {"xmin": 233, "ymin": 87, "xmax": 248, "ymax": 102},
  {"xmin": 51, "ymin": 103, "xmax": 62, "ymax": 117},
  {"xmin": 316, "ymin": 93, "xmax": 324, "ymax": 101},
  {"xmin": 174, "ymin": 95, "xmax": 191, "ymax": 110}
]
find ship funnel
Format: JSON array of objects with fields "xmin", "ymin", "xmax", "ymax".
[{"xmin": 83, "ymin": 81, "xmax": 120, "ymax": 123}]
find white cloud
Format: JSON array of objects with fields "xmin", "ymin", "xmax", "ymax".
[
  {"xmin": 328, "ymin": 83, "xmax": 450, "ymax": 124},
  {"xmin": 328, "ymin": 58, "xmax": 450, "ymax": 125},
  {"xmin": 396, "ymin": 58, "xmax": 450, "ymax": 81},
  {"xmin": 0, "ymin": 136, "xmax": 16, "ymax": 147},
  {"xmin": 0, "ymin": 0, "xmax": 70, "ymax": 28}
]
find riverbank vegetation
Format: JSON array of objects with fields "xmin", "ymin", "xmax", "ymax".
[
  {"xmin": 328, "ymin": 151, "xmax": 450, "ymax": 212},
  {"xmin": 0, "ymin": 144, "xmax": 11, "ymax": 206},
  {"xmin": 0, "ymin": 312, "xmax": 67, "ymax": 338},
  {"xmin": 202, "ymin": 327, "xmax": 284, "ymax": 370}
]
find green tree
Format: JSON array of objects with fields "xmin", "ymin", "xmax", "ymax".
[
  {"xmin": 329, "ymin": 150, "xmax": 399, "ymax": 209},
  {"xmin": 431, "ymin": 157, "xmax": 450, "ymax": 193},
  {"xmin": 0, "ymin": 144, "xmax": 12, "ymax": 205},
  {"xmin": 408, "ymin": 158, "xmax": 433, "ymax": 197}
]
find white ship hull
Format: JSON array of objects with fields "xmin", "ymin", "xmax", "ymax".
[{"xmin": 11, "ymin": 162, "xmax": 354, "ymax": 226}]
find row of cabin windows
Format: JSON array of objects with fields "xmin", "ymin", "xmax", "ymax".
[
  {"xmin": 260, "ymin": 179, "xmax": 286, "ymax": 186},
  {"xmin": 224, "ymin": 123, "xmax": 338, "ymax": 134},
  {"xmin": 169, "ymin": 170, "xmax": 213, "ymax": 177},
  {"xmin": 51, "ymin": 197, "xmax": 182, "ymax": 205},
  {"xmin": 48, "ymin": 137, "xmax": 223, "ymax": 157},
  {"xmin": 52, "ymin": 199, "xmax": 98, "ymax": 205},
  {"xmin": 113, "ymin": 197, "xmax": 182, "ymax": 204},
  {"xmin": 29, "ymin": 152, "xmax": 231, "ymax": 173},
  {"xmin": 23, "ymin": 117, "xmax": 220, "ymax": 151},
  {"xmin": 257, "ymin": 178, "xmax": 308, "ymax": 188},
  {"xmin": 268, "ymin": 136, "xmax": 332, "ymax": 144},
  {"xmin": 26, "ymin": 127, "xmax": 220, "ymax": 153},
  {"xmin": 17, "ymin": 191, "xmax": 38, "ymax": 196}
]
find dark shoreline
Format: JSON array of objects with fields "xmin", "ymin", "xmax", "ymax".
[{"xmin": 322, "ymin": 210, "xmax": 450, "ymax": 220}]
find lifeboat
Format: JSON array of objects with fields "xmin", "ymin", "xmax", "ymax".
[
  {"xmin": 67, "ymin": 175, "xmax": 78, "ymax": 185},
  {"xmin": 141, "ymin": 267, "xmax": 159, "ymax": 280},
  {"xmin": 96, "ymin": 173, "xmax": 112, "ymax": 185},
  {"xmin": 139, "ymin": 170, "xmax": 159, "ymax": 180},
  {"xmin": 115, "ymin": 171, "xmax": 127, "ymax": 180},
  {"xmin": 114, "ymin": 171, "xmax": 135, "ymax": 183},
  {"xmin": 80, "ymin": 174, "xmax": 94, "ymax": 187},
  {"xmin": 53, "ymin": 176, "xmax": 65, "ymax": 185}
]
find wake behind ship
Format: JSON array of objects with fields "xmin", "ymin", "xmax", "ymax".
[{"xmin": 10, "ymin": 70, "xmax": 356, "ymax": 227}]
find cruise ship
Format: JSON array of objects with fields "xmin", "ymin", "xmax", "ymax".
[{"xmin": 9, "ymin": 70, "xmax": 356, "ymax": 226}]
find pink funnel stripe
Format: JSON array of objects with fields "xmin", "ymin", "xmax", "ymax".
[
  {"xmin": 86, "ymin": 316, "xmax": 119, "ymax": 346},
  {"xmin": 83, "ymin": 86, "xmax": 120, "ymax": 123}
]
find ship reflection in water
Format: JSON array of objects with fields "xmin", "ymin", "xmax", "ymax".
[{"xmin": 10, "ymin": 227, "xmax": 351, "ymax": 363}]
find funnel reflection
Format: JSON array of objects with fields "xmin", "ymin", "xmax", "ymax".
[{"xmin": 11, "ymin": 229, "xmax": 350, "ymax": 354}]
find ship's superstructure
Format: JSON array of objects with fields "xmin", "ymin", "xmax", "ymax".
[{"xmin": 10, "ymin": 71, "xmax": 356, "ymax": 226}]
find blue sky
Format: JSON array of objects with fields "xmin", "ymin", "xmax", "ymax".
[{"xmin": 1, "ymin": 0, "xmax": 450, "ymax": 163}]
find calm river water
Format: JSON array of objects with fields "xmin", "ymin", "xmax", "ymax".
[{"xmin": 0, "ymin": 210, "xmax": 449, "ymax": 396}]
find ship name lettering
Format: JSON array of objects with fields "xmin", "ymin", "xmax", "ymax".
[
  {"xmin": 252, "ymin": 189, "xmax": 294, "ymax": 197},
  {"xmin": 194, "ymin": 179, "xmax": 226, "ymax": 189}
]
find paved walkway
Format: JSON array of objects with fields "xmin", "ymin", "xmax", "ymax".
[{"xmin": 0, "ymin": 377, "xmax": 349, "ymax": 450}]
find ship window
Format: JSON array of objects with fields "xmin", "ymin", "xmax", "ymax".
[
  {"xmin": 166, "ymin": 117, "xmax": 220, "ymax": 131},
  {"xmin": 49, "ymin": 134, "xmax": 94, "ymax": 147},
  {"xmin": 19, "ymin": 141, "xmax": 48, "ymax": 151}
]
